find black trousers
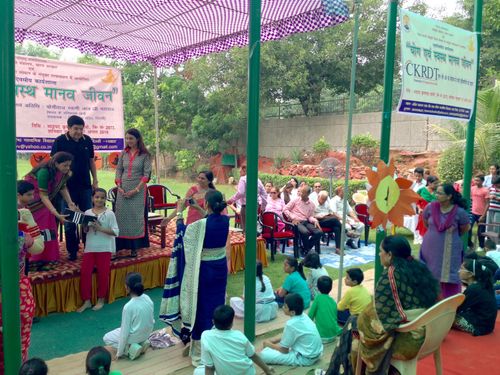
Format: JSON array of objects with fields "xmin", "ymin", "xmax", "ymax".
[
  {"xmin": 319, "ymin": 217, "xmax": 342, "ymax": 248},
  {"xmin": 297, "ymin": 221, "xmax": 322, "ymax": 252}
]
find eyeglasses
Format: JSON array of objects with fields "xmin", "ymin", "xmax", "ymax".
[{"xmin": 270, "ymin": 192, "xmax": 278, "ymax": 194}]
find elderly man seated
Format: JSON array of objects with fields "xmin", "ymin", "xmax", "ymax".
[
  {"xmin": 331, "ymin": 186, "xmax": 365, "ymax": 249},
  {"xmin": 314, "ymin": 191, "xmax": 342, "ymax": 254},
  {"xmin": 283, "ymin": 185, "xmax": 322, "ymax": 255}
]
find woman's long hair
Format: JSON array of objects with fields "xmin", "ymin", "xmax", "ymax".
[
  {"xmin": 463, "ymin": 259, "xmax": 494, "ymax": 290},
  {"xmin": 199, "ymin": 170, "xmax": 215, "ymax": 190},
  {"xmin": 205, "ymin": 190, "xmax": 227, "ymax": 214},
  {"xmin": 126, "ymin": 128, "xmax": 150, "ymax": 156},
  {"xmin": 441, "ymin": 183, "xmax": 467, "ymax": 209},
  {"xmin": 29, "ymin": 151, "xmax": 73, "ymax": 180},
  {"xmin": 257, "ymin": 260, "xmax": 266, "ymax": 293},
  {"xmin": 125, "ymin": 272, "xmax": 144, "ymax": 296},
  {"xmin": 381, "ymin": 235, "xmax": 439, "ymax": 308},
  {"xmin": 285, "ymin": 256, "xmax": 306, "ymax": 280},
  {"xmin": 86, "ymin": 346, "xmax": 111, "ymax": 375}
]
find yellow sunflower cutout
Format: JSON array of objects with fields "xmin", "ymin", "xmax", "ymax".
[{"xmin": 366, "ymin": 159, "xmax": 419, "ymax": 229}]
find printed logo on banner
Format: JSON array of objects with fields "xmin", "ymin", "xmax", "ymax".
[
  {"xmin": 15, "ymin": 56, "xmax": 125, "ymax": 152},
  {"xmin": 398, "ymin": 9, "xmax": 477, "ymax": 121}
]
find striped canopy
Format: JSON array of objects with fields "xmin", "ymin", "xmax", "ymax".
[{"xmin": 14, "ymin": 0, "xmax": 349, "ymax": 67}]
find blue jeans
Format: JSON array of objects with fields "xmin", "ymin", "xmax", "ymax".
[{"xmin": 63, "ymin": 188, "xmax": 92, "ymax": 257}]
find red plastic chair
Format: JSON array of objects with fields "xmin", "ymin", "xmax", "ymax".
[
  {"xmin": 147, "ymin": 184, "xmax": 181, "ymax": 215},
  {"xmin": 259, "ymin": 211, "xmax": 298, "ymax": 260},
  {"xmin": 354, "ymin": 203, "xmax": 371, "ymax": 245}
]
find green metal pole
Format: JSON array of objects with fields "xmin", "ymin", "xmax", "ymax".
[
  {"xmin": 337, "ymin": 0, "xmax": 362, "ymax": 302},
  {"xmin": 375, "ymin": 0, "xmax": 398, "ymax": 284},
  {"xmin": 462, "ymin": 0, "xmax": 483, "ymax": 246},
  {"xmin": 0, "ymin": 0, "xmax": 23, "ymax": 372},
  {"xmin": 243, "ymin": 0, "xmax": 261, "ymax": 342}
]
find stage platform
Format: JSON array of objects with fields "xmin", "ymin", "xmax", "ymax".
[{"xmin": 30, "ymin": 224, "xmax": 267, "ymax": 317}]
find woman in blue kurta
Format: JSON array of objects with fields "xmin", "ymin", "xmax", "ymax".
[{"xmin": 159, "ymin": 190, "xmax": 229, "ymax": 366}]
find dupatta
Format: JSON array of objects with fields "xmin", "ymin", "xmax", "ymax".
[{"xmin": 430, "ymin": 201, "xmax": 458, "ymax": 232}]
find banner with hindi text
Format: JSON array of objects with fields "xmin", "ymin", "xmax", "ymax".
[
  {"xmin": 398, "ymin": 9, "xmax": 477, "ymax": 121},
  {"xmin": 15, "ymin": 55, "xmax": 124, "ymax": 152}
]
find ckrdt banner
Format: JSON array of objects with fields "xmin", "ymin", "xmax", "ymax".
[
  {"xmin": 398, "ymin": 9, "xmax": 478, "ymax": 121},
  {"xmin": 15, "ymin": 55, "xmax": 124, "ymax": 152}
]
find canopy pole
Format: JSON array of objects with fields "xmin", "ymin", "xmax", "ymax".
[
  {"xmin": 153, "ymin": 65, "xmax": 161, "ymax": 183},
  {"xmin": 0, "ymin": 0, "xmax": 23, "ymax": 372},
  {"xmin": 337, "ymin": 0, "xmax": 362, "ymax": 302},
  {"xmin": 462, "ymin": 0, "xmax": 483, "ymax": 246},
  {"xmin": 243, "ymin": 0, "xmax": 261, "ymax": 342},
  {"xmin": 374, "ymin": 0, "xmax": 398, "ymax": 285}
]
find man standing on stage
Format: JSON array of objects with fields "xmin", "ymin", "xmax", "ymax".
[{"xmin": 51, "ymin": 115, "xmax": 98, "ymax": 260}]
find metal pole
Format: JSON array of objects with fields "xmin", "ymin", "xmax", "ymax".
[
  {"xmin": 0, "ymin": 0, "xmax": 23, "ymax": 372},
  {"xmin": 462, "ymin": 0, "xmax": 483, "ymax": 246},
  {"xmin": 243, "ymin": 0, "xmax": 261, "ymax": 342},
  {"xmin": 337, "ymin": 0, "xmax": 362, "ymax": 302},
  {"xmin": 375, "ymin": 0, "xmax": 398, "ymax": 284},
  {"xmin": 153, "ymin": 65, "xmax": 161, "ymax": 183}
]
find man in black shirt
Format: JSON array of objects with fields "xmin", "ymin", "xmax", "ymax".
[{"xmin": 51, "ymin": 115, "xmax": 98, "ymax": 260}]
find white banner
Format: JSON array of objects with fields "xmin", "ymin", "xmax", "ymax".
[
  {"xmin": 15, "ymin": 55, "xmax": 124, "ymax": 152},
  {"xmin": 398, "ymin": 9, "xmax": 478, "ymax": 121}
]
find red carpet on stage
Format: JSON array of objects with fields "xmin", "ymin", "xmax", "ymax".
[{"xmin": 418, "ymin": 315, "xmax": 499, "ymax": 374}]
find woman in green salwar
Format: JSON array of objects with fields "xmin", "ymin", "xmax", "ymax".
[
  {"xmin": 321, "ymin": 236, "xmax": 439, "ymax": 375},
  {"xmin": 415, "ymin": 176, "xmax": 439, "ymax": 237}
]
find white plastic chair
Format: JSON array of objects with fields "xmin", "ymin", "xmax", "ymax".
[{"xmin": 355, "ymin": 294, "xmax": 465, "ymax": 375}]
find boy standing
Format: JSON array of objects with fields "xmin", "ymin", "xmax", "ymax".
[
  {"xmin": 194, "ymin": 305, "xmax": 274, "ymax": 375},
  {"xmin": 337, "ymin": 268, "xmax": 371, "ymax": 324},
  {"xmin": 468, "ymin": 175, "xmax": 490, "ymax": 250},
  {"xmin": 308, "ymin": 276, "xmax": 342, "ymax": 343},
  {"xmin": 260, "ymin": 294, "xmax": 323, "ymax": 367}
]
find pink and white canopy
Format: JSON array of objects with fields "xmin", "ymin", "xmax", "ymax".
[{"xmin": 14, "ymin": 0, "xmax": 349, "ymax": 67}]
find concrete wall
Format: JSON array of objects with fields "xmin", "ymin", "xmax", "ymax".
[{"xmin": 245, "ymin": 111, "xmax": 453, "ymax": 158}]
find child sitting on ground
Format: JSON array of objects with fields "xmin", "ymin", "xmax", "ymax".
[
  {"xmin": 103, "ymin": 272, "xmax": 154, "ymax": 360},
  {"xmin": 302, "ymin": 252, "xmax": 328, "ymax": 300},
  {"xmin": 230, "ymin": 261, "xmax": 278, "ymax": 322},
  {"xmin": 454, "ymin": 259, "xmax": 497, "ymax": 335},
  {"xmin": 308, "ymin": 276, "xmax": 342, "ymax": 343},
  {"xmin": 337, "ymin": 268, "xmax": 371, "ymax": 324},
  {"xmin": 260, "ymin": 293, "xmax": 323, "ymax": 367},
  {"xmin": 78, "ymin": 188, "xmax": 119, "ymax": 312},
  {"xmin": 194, "ymin": 305, "xmax": 274, "ymax": 375},
  {"xmin": 275, "ymin": 256, "xmax": 311, "ymax": 308},
  {"xmin": 86, "ymin": 346, "xmax": 122, "ymax": 375},
  {"xmin": 19, "ymin": 358, "xmax": 48, "ymax": 375}
]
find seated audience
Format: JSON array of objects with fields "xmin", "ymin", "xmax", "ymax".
[
  {"xmin": 265, "ymin": 186, "xmax": 286, "ymax": 232},
  {"xmin": 330, "ymin": 186, "xmax": 365, "ymax": 249},
  {"xmin": 454, "ymin": 258, "xmax": 497, "ymax": 336},
  {"xmin": 103, "ymin": 272, "xmax": 154, "ymax": 360},
  {"xmin": 321, "ymin": 235, "xmax": 439, "ymax": 375},
  {"xmin": 19, "ymin": 358, "xmax": 48, "ymax": 375},
  {"xmin": 280, "ymin": 182, "xmax": 294, "ymax": 205},
  {"xmin": 264, "ymin": 181, "xmax": 274, "ymax": 198},
  {"xmin": 194, "ymin": 305, "xmax": 274, "ymax": 375},
  {"xmin": 308, "ymin": 276, "xmax": 342, "ymax": 343},
  {"xmin": 336, "ymin": 268, "xmax": 372, "ymax": 324},
  {"xmin": 283, "ymin": 185, "xmax": 322, "ymax": 255},
  {"xmin": 230, "ymin": 261, "xmax": 278, "ymax": 322},
  {"xmin": 302, "ymin": 252, "xmax": 328, "ymax": 300},
  {"xmin": 314, "ymin": 190, "xmax": 342, "ymax": 254},
  {"xmin": 309, "ymin": 182, "xmax": 323, "ymax": 204},
  {"xmin": 275, "ymin": 256, "xmax": 311, "ymax": 309},
  {"xmin": 86, "ymin": 346, "xmax": 122, "ymax": 375},
  {"xmin": 260, "ymin": 293, "xmax": 323, "ymax": 366}
]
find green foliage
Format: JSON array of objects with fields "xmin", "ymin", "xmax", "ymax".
[
  {"xmin": 312, "ymin": 136, "xmax": 332, "ymax": 155},
  {"xmin": 259, "ymin": 173, "xmax": 366, "ymax": 202},
  {"xmin": 290, "ymin": 149, "xmax": 303, "ymax": 164},
  {"xmin": 273, "ymin": 155, "xmax": 285, "ymax": 170},
  {"xmin": 437, "ymin": 144, "xmax": 465, "ymax": 183},
  {"xmin": 174, "ymin": 149, "xmax": 197, "ymax": 175},
  {"xmin": 351, "ymin": 133, "xmax": 380, "ymax": 166}
]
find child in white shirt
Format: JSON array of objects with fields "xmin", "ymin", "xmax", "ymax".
[
  {"xmin": 302, "ymin": 252, "xmax": 328, "ymax": 300},
  {"xmin": 194, "ymin": 305, "xmax": 274, "ymax": 375},
  {"xmin": 78, "ymin": 188, "xmax": 119, "ymax": 312},
  {"xmin": 103, "ymin": 272, "xmax": 154, "ymax": 361},
  {"xmin": 260, "ymin": 293, "xmax": 323, "ymax": 366}
]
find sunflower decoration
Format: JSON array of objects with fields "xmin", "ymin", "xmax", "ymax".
[{"xmin": 366, "ymin": 159, "xmax": 419, "ymax": 229}]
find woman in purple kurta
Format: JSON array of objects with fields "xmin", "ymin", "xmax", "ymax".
[{"xmin": 420, "ymin": 183, "xmax": 470, "ymax": 298}]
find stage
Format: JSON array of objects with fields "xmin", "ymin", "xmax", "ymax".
[{"xmin": 30, "ymin": 224, "xmax": 267, "ymax": 317}]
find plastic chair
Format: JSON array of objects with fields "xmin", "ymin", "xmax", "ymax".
[
  {"xmin": 147, "ymin": 184, "xmax": 181, "ymax": 215},
  {"xmin": 259, "ymin": 211, "xmax": 298, "ymax": 260},
  {"xmin": 354, "ymin": 203, "xmax": 371, "ymax": 245},
  {"xmin": 355, "ymin": 293, "xmax": 465, "ymax": 375}
]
